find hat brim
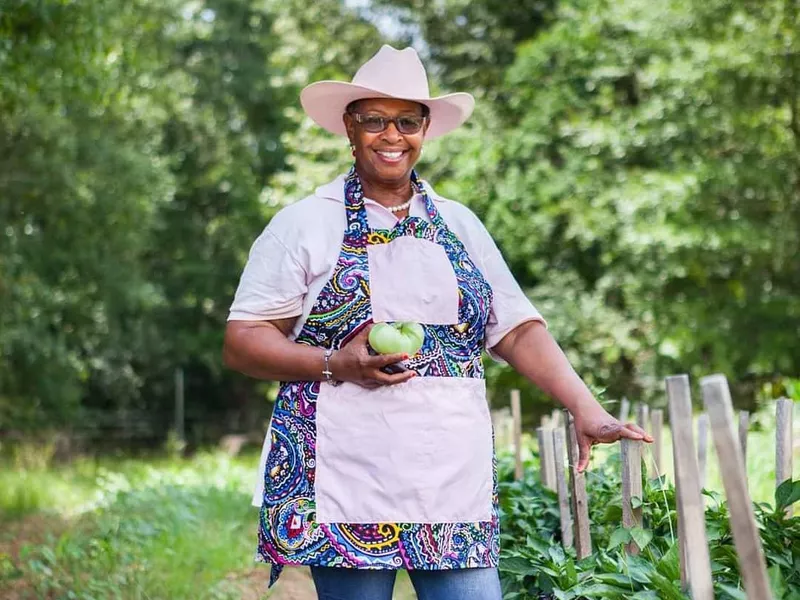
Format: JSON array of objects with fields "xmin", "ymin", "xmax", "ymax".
[{"xmin": 300, "ymin": 81, "xmax": 475, "ymax": 140}]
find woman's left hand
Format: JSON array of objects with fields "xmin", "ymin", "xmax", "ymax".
[{"xmin": 573, "ymin": 407, "xmax": 653, "ymax": 472}]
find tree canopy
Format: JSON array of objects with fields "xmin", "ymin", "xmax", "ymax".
[{"xmin": 1, "ymin": 0, "xmax": 797, "ymax": 437}]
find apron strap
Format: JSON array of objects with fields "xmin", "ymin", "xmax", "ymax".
[
  {"xmin": 343, "ymin": 166, "xmax": 453, "ymax": 244},
  {"xmin": 410, "ymin": 170, "xmax": 447, "ymax": 230},
  {"xmin": 343, "ymin": 167, "xmax": 368, "ymax": 248}
]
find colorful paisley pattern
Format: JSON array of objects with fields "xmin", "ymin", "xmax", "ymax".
[{"xmin": 257, "ymin": 168, "xmax": 498, "ymax": 585}]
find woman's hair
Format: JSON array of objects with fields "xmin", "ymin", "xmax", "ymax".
[{"xmin": 345, "ymin": 99, "xmax": 430, "ymax": 118}]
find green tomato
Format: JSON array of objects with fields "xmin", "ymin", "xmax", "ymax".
[{"xmin": 369, "ymin": 322, "xmax": 425, "ymax": 356}]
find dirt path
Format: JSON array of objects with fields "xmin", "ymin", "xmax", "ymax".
[
  {"xmin": 220, "ymin": 566, "xmax": 417, "ymax": 600},
  {"xmin": 0, "ymin": 513, "xmax": 68, "ymax": 600}
]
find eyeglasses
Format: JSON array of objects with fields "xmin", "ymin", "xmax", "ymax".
[{"xmin": 349, "ymin": 112, "xmax": 427, "ymax": 135}]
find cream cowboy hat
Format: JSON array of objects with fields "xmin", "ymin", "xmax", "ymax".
[{"xmin": 300, "ymin": 45, "xmax": 475, "ymax": 140}]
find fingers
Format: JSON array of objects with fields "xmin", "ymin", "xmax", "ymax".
[
  {"xmin": 370, "ymin": 352, "xmax": 410, "ymax": 368},
  {"xmin": 577, "ymin": 437, "xmax": 591, "ymax": 473},
  {"xmin": 354, "ymin": 370, "xmax": 416, "ymax": 388},
  {"xmin": 620, "ymin": 422, "xmax": 653, "ymax": 443},
  {"xmin": 372, "ymin": 369, "xmax": 416, "ymax": 386}
]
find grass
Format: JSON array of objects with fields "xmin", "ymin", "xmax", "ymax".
[
  {"xmin": 0, "ymin": 448, "xmax": 416, "ymax": 599},
  {"xmin": 1, "ymin": 403, "xmax": 795, "ymax": 599},
  {"xmin": 0, "ymin": 451, "xmax": 260, "ymax": 599}
]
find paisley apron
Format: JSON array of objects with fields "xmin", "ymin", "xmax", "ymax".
[{"xmin": 256, "ymin": 169, "xmax": 498, "ymax": 585}]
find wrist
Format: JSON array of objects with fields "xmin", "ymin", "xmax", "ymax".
[
  {"xmin": 321, "ymin": 348, "xmax": 335, "ymax": 382},
  {"xmin": 567, "ymin": 394, "xmax": 606, "ymax": 422}
]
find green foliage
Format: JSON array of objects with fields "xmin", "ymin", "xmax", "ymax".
[
  {"xmin": 2, "ymin": 0, "xmax": 799, "ymax": 432},
  {"xmin": 1, "ymin": 452, "xmax": 257, "ymax": 598},
  {"xmin": 498, "ymin": 451, "xmax": 800, "ymax": 599},
  {"xmin": 0, "ymin": 0, "xmax": 388, "ymax": 434},
  {"xmin": 381, "ymin": 0, "xmax": 800, "ymax": 408}
]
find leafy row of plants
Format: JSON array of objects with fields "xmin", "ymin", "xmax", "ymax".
[{"xmin": 497, "ymin": 450, "xmax": 800, "ymax": 600}]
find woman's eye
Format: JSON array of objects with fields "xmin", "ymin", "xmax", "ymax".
[
  {"xmin": 398, "ymin": 117, "xmax": 422, "ymax": 130},
  {"xmin": 363, "ymin": 116, "xmax": 385, "ymax": 128}
]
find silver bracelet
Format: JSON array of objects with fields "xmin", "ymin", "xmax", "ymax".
[{"xmin": 322, "ymin": 348, "xmax": 336, "ymax": 384}]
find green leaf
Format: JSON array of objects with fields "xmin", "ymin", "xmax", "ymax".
[
  {"xmin": 607, "ymin": 527, "xmax": 632, "ymax": 550},
  {"xmin": 499, "ymin": 556, "xmax": 538, "ymax": 577},
  {"xmin": 768, "ymin": 564, "xmax": 787, "ymax": 598},
  {"xmin": 630, "ymin": 495, "xmax": 643, "ymax": 509},
  {"xmin": 629, "ymin": 527, "xmax": 653, "ymax": 552},
  {"xmin": 548, "ymin": 544, "xmax": 566, "ymax": 566},
  {"xmin": 716, "ymin": 584, "xmax": 747, "ymax": 600},
  {"xmin": 775, "ymin": 479, "xmax": 800, "ymax": 510}
]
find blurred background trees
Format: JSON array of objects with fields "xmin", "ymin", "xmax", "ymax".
[{"xmin": 1, "ymin": 0, "xmax": 797, "ymax": 442}]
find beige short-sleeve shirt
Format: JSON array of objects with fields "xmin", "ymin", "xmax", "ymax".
[{"xmin": 228, "ymin": 175, "xmax": 546, "ymax": 352}]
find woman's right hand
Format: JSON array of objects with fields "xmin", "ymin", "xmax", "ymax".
[{"xmin": 329, "ymin": 325, "xmax": 417, "ymax": 388}]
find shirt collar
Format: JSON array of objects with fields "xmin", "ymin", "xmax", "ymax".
[{"xmin": 314, "ymin": 174, "xmax": 442, "ymax": 204}]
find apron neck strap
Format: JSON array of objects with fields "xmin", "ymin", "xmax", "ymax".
[
  {"xmin": 343, "ymin": 167, "xmax": 447, "ymax": 245},
  {"xmin": 410, "ymin": 170, "xmax": 446, "ymax": 229}
]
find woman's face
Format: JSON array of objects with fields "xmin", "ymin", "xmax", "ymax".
[{"xmin": 344, "ymin": 98, "xmax": 429, "ymax": 186}]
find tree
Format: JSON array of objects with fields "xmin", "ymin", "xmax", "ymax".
[{"xmin": 422, "ymin": 0, "xmax": 800, "ymax": 406}]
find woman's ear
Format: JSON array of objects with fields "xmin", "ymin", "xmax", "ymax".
[{"xmin": 343, "ymin": 112, "xmax": 355, "ymax": 141}]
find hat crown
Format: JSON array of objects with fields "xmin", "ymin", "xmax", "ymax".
[{"xmin": 351, "ymin": 45, "xmax": 431, "ymax": 99}]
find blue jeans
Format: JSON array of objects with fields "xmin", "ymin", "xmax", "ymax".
[{"xmin": 310, "ymin": 566, "xmax": 503, "ymax": 600}]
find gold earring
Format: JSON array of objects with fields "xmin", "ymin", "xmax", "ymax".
[{"xmin": 349, "ymin": 143, "xmax": 355, "ymax": 156}]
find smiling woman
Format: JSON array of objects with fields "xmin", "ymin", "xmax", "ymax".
[
  {"xmin": 222, "ymin": 45, "xmax": 650, "ymax": 600},
  {"xmin": 343, "ymin": 98, "xmax": 428, "ymax": 215}
]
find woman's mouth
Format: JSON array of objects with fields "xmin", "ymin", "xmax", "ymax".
[{"xmin": 375, "ymin": 150, "xmax": 406, "ymax": 164}]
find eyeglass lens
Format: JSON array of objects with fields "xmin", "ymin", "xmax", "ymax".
[{"xmin": 357, "ymin": 114, "xmax": 425, "ymax": 134}]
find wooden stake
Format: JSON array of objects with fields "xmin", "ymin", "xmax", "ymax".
[
  {"xmin": 776, "ymin": 398, "xmax": 794, "ymax": 516},
  {"xmin": 553, "ymin": 428, "xmax": 573, "ymax": 549},
  {"xmin": 651, "ymin": 409, "xmax": 664, "ymax": 476},
  {"xmin": 536, "ymin": 427, "xmax": 548, "ymax": 487},
  {"xmin": 738, "ymin": 410, "xmax": 749, "ymax": 468},
  {"xmin": 537, "ymin": 427, "xmax": 557, "ymax": 491},
  {"xmin": 636, "ymin": 403, "xmax": 650, "ymax": 433},
  {"xmin": 621, "ymin": 439, "xmax": 643, "ymax": 555},
  {"xmin": 701, "ymin": 375, "xmax": 772, "ymax": 600},
  {"xmin": 174, "ymin": 367, "xmax": 185, "ymax": 443},
  {"xmin": 619, "ymin": 397, "xmax": 631, "ymax": 423},
  {"xmin": 511, "ymin": 389, "xmax": 523, "ymax": 481},
  {"xmin": 565, "ymin": 412, "xmax": 592, "ymax": 558},
  {"xmin": 666, "ymin": 375, "xmax": 713, "ymax": 599},
  {"xmin": 551, "ymin": 408, "xmax": 562, "ymax": 429},
  {"xmin": 696, "ymin": 413, "xmax": 709, "ymax": 491}
]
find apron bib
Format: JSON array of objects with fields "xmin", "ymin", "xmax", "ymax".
[{"xmin": 256, "ymin": 169, "xmax": 498, "ymax": 585}]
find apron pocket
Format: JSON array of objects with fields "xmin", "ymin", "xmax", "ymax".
[
  {"xmin": 315, "ymin": 377, "xmax": 493, "ymax": 524},
  {"xmin": 368, "ymin": 236, "xmax": 460, "ymax": 325}
]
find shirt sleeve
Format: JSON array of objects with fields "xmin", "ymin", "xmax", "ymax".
[
  {"xmin": 227, "ymin": 227, "xmax": 308, "ymax": 322},
  {"xmin": 477, "ymin": 221, "xmax": 547, "ymax": 355}
]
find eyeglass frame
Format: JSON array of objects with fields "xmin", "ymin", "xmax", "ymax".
[{"xmin": 347, "ymin": 111, "xmax": 429, "ymax": 135}]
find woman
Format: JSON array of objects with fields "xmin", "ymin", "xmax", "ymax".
[{"xmin": 224, "ymin": 45, "xmax": 651, "ymax": 600}]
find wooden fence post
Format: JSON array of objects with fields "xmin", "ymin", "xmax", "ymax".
[
  {"xmin": 776, "ymin": 398, "xmax": 794, "ymax": 516},
  {"xmin": 666, "ymin": 375, "xmax": 714, "ymax": 598},
  {"xmin": 511, "ymin": 390, "xmax": 523, "ymax": 481},
  {"xmin": 621, "ymin": 439, "xmax": 643, "ymax": 555},
  {"xmin": 701, "ymin": 374, "xmax": 772, "ymax": 600},
  {"xmin": 174, "ymin": 367, "xmax": 185, "ymax": 443},
  {"xmin": 738, "ymin": 410, "xmax": 749, "ymax": 469},
  {"xmin": 619, "ymin": 397, "xmax": 631, "ymax": 423},
  {"xmin": 636, "ymin": 403, "xmax": 650, "ymax": 433},
  {"xmin": 651, "ymin": 409, "xmax": 664, "ymax": 476},
  {"xmin": 537, "ymin": 427, "xmax": 557, "ymax": 491},
  {"xmin": 553, "ymin": 428, "xmax": 574, "ymax": 549},
  {"xmin": 696, "ymin": 413, "xmax": 709, "ymax": 491},
  {"xmin": 551, "ymin": 409, "xmax": 562, "ymax": 429},
  {"xmin": 565, "ymin": 412, "xmax": 592, "ymax": 558}
]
